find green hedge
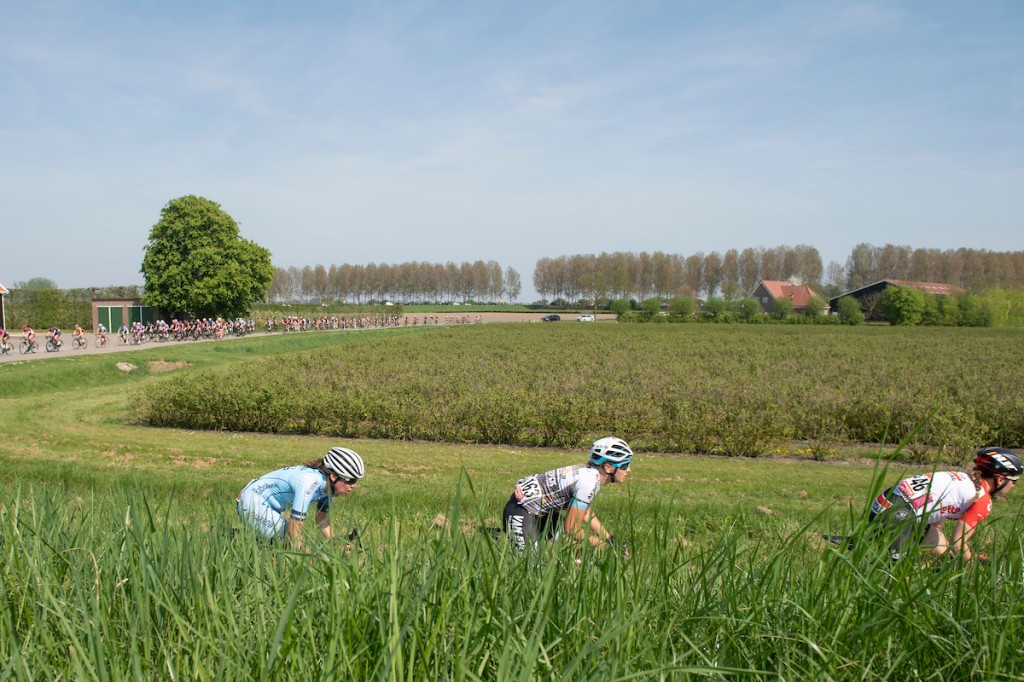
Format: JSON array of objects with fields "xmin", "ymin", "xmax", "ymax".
[{"xmin": 134, "ymin": 325, "xmax": 1024, "ymax": 457}]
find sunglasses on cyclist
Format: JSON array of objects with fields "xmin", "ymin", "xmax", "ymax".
[{"xmin": 615, "ymin": 461, "xmax": 630, "ymax": 471}]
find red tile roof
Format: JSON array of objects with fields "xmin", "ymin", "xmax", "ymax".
[{"xmin": 759, "ymin": 280, "xmax": 819, "ymax": 307}]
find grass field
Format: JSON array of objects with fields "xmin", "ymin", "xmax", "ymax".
[{"xmin": 2, "ymin": 326, "xmax": 1023, "ymax": 679}]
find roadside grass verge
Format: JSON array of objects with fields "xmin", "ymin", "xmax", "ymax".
[{"xmin": 0, "ymin": 327, "xmax": 427, "ymax": 398}]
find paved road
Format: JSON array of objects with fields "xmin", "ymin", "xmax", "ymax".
[
  {"xmin": 0, "ymin": 332, "xmax": 228, "ymax": 363},
  {"xmin": 0, "ymin": 312, "xmax": 615, "ymax": 364}
]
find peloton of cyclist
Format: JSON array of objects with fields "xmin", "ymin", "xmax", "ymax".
[
  {"xmin": 503, "ymin": 437, "xmax": 633, "ymax": 558},
  {"xmin": 237, "ymin": 447, "xmax": 365, "ymax": 550},
  {"xmin": 869, "ymin": 447, "xmax": 1023, "ymax": 561}
]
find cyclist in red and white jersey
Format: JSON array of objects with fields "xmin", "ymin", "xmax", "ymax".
[
  {"xmin": 503, "ymin": 437, "xmax": 632, "ymax": 557},
  {"xmin": 869, "ymin": 447, "xmax": 1022, "ymax": 561}
]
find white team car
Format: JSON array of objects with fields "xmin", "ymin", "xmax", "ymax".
[{"xmin": 576, "ymin": 314, "xmax": 595, "ymax": 322}]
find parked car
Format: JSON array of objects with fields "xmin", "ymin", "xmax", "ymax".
[
  {"xmin": 541, "ymin": 314, "xmax": 561, "ymax": 322},
  {"xmin": 576, "ymin": 314, "xmax": 595, "ymax": 322}
]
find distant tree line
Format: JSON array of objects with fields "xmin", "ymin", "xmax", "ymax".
[
  {"xmin": 840, "ymin": 244, "xmax": 1024, "ymax": 292},
  {"xmin": 532, "ymin": 244, "xmax": 1024, "ymax": 303},
  {"xmin": 268, "ymin": 261, "xmax": 522, "ymax": 304},
  {"xmin": 532, "ymin": 246, "xmax": 824, "ymax": 303},
  {"xmin": 5, "ymin": 285, "xmax": 143, "ymax": 330}
]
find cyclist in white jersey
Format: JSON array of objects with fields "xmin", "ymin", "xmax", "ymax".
[
  {"xmin": 868, "ymin": 447, "xmax": 1022, "ymax": 561},
  {"xmin": 237, "ymin": 447, "xmax": 365, "ymax": 549},
  {"xmin": 503, "ymin": 437, "xmax": 633, "ymax": 557}
]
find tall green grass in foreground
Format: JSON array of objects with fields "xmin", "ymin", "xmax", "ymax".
[{"xmin": 3, "ymin": 481, "xmax": 1023, "ymax": 680}]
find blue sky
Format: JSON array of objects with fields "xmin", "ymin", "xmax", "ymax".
[{"xmin": 1, "ymin": 0, "xmax": 1021, "ymax": 300}]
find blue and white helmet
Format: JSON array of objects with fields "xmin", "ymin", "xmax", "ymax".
[
  {"xmin": 323, "ymin": 447, "xmax": 366, "ymax": 481},
  {"xmin": 588, "ymin": 437, "xmax": 633, "ymax": 468}
]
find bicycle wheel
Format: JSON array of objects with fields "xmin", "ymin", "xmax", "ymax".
[
  {"xmin": 20, "ymin": 340, "xmax": 29, "ymax": 354},
  {"xmin": 46, "ymin": 339, "xmax": 58, "ymax": 352},
  {"xmin": 73, "ymin": 337, "xmax": 87, "ymax": 350}
]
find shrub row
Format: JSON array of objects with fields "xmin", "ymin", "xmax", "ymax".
[{"xmin": 134, "ymin": 325, "xmax": 1024, "ymax": 457}]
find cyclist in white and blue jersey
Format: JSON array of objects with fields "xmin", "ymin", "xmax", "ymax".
[
  {"xmin": 503, "ymin": 437, "xmax": 633, "ymax": 557},
  {"xmin": 237, "ymin": 447, "xmax": 365, "ymax": 548}
]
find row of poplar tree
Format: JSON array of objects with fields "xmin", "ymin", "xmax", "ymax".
[{"xmin": 532, "ymin": 244, "xmax": 1024, "ymax": 303}]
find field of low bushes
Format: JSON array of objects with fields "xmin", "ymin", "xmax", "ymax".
[{"xmin": 135, "ymin": 325, "xmax": 1024, "ymax": 459}]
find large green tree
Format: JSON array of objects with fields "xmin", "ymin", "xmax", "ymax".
[
  {"xmin": 141, "ymin": 196, "xmax": 273, "ymax": 318},
  {"xmin": 836, "ymin": 296, "xmax": 864, "ymax": 325},
  {"xmin": 881, "ymin": 285, "xmax": 926, "ymax": 325}
]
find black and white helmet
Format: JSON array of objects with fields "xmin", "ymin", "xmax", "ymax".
[
  {"xmin": 322, "ymin": 447, "xmax": 365, "ymax": 481},
  {"xmin": 975, "ymin": 447, "xmax": 1023, "ymax": 481},
  {"xmin": 588, "ymin": 437, "xmax": 633, "ymax": 468}
]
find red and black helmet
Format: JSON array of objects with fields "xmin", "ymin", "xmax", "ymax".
[{"xmin": 974, "ymin": 447, "xmax": 1023, "ymax": 481}]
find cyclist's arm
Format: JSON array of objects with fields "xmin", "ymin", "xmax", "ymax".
[
  {"xmin": 948, "ymin": 520, "xmax": 977, "ymax": 560},
  {"xmin": 286, "ymin": 517, "xmax": 304, "ymax": 549},
  {"xmin": 947, "ymin": 494, "xmax": 991, "ymax": 560},
  {"xmin": 316, "ymin": 509, "xmax": 332, "ymax": 539},
  {"xmin": 563, "ymin": 505, "xmax": 588, "ymax": 543},
  {"xmin": 564, "ymin": 505, "xmax": 611, "ymax": 548},
  {"xmin": 585, "ymin": 509, "xmax": 614, "ymax": 543}
]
